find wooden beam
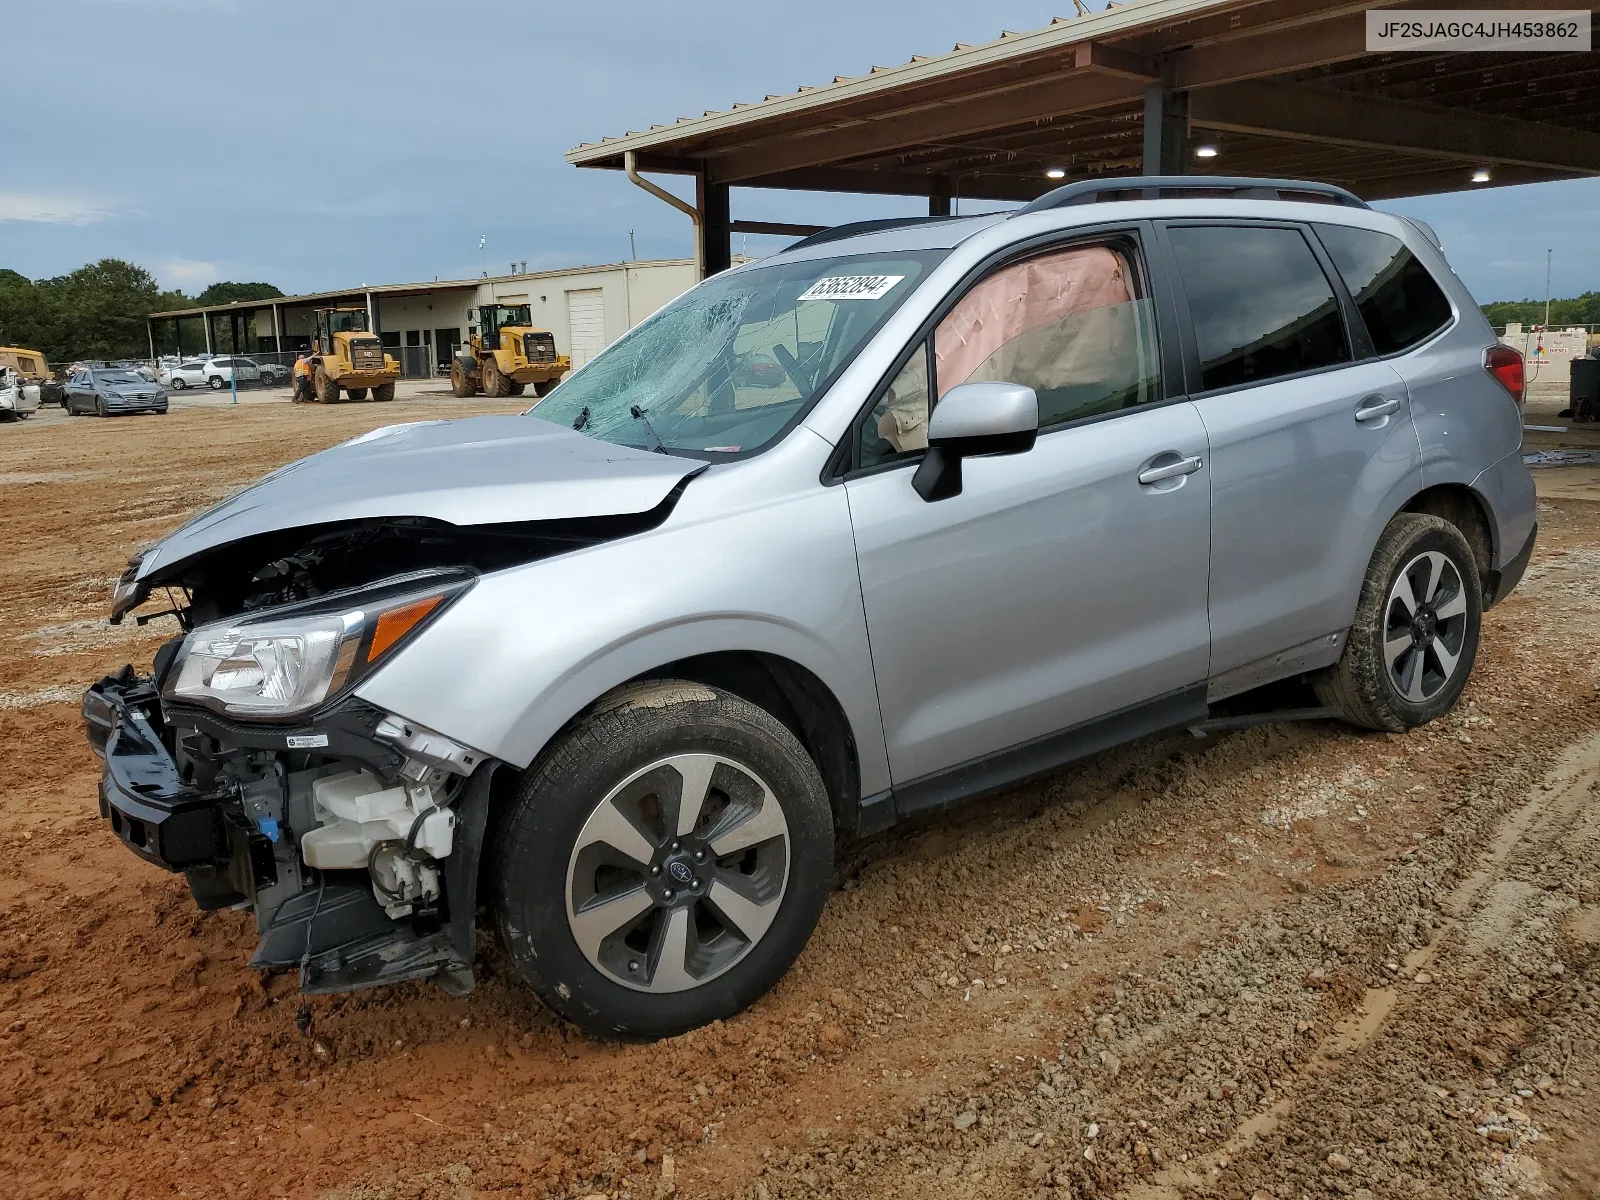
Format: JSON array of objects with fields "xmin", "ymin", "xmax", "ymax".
[
  {"xmin": 1190, "ymin": 78, "xmax": 1600, "ymax": 174},
  {"xmin": 1073, "ymin": 42, "xmax": 1159, "ymax": 80},
  {"xmin": 729, "ymin": 220, "xmax": 827, "ymax": 237},
  {"xmin": 1172, "ymin": 12, "xmax": 1369, "ymax": 88},
  {"xmin": 707, "ymin": 70, "xmax": 1142, "ymax": 185},
  {"xmin": 1355, "ymin": 163, "xmax": 1576, "ymax": 199},
  {"xmin": 742, "ymin": 166, "xmax": 1050, "ymax": 203}
]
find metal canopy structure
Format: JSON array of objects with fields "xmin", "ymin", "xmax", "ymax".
[{"xmin": 567, "ymin": 0, "xmax": 1600, "ymax": 275}]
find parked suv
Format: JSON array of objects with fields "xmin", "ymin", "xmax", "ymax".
[{"xmin": 84, "ymin": 178, "xmax": 1535, "ymax": 1040}]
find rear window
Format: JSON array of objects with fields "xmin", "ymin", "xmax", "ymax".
[
  {"xmin": 1168, "ymin": 225, "xmax": 1349, "ymax": 392},
  {"xmin": 1314, "ymin": 224, "xmax": 1454, "ymax": 356}
]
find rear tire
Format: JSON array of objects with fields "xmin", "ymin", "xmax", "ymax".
[
  {"xmin": 346, "ymin": 387, "xmax": 369, "ymax": 401},
  {"xmin": 493, "ymin": 681, "xmax": 834, "ymax": 1040},
  {"xmin": 208, "ymin": 376, "xmax": 224, "ymax": 390},
  {"xmin": 1315, "ymin": 513, "xmax": 1482, "ymax": 733},
  {"xmin": 170, "ymin": 377, "xmax": 186, "ymax": 390},
  {"xmin": 481, "ymin": 356, "xmax": 510, "ymax": 398},
  {"xmin": 506, "ymin": 381, "xmax": 526, "ymax": 397},
  {"xmin": 450, "ymin": 360, "xmax": 477, "ymax": 397},
  {"xmin": 371, "ymin": 382, "xmax": 395, "ymax": 402},
  {"xmin": 533, "ymin": 378, "xmax": 561, "ymax": 399}
]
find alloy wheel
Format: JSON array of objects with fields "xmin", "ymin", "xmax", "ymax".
[
  {"xmin": 564, "ymin": 753, "xmax": 791, "ymax": 994},
  {"xmin": 1384, "ymin": 549, "xmax": 1468, "ymax": 703}
]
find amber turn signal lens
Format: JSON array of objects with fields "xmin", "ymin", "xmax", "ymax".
[{"xmin": 368, "ymin": 595, "xmax": 444, "ymax": 663}]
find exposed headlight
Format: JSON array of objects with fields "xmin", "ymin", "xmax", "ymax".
[
  {"xmin": 110, "ymin": 552, "xmax": 151, "ymax": 625},
  {"xmin": 167, "ymin": 578, "xmax": 466, "ymax": 718}
]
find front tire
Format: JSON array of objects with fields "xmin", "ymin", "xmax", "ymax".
[
  {"xmin": 493, "ymin": 681, "xmax": 834, "ymax": 1040},
  {"xmin": 315, "ymin": 367, "xmax": 340, "ymax": 404},
  {"xmin": 1315, "ymin": 513, "xmax": 1482, "ymax": 732},
  {"xmin": 481, "ymin": 355, "xmax": 510, "ymax": 398}
]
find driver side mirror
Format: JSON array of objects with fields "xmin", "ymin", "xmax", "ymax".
[{"xmin": 912, "ymin": 381, "xmax": 1039, "ymax": 502}]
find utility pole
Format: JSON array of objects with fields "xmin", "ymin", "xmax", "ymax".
[{"xmin": 1544, "ymin": 247, "xmax": 1553, "ymax": 327}]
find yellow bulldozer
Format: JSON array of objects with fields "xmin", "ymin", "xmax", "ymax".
[
  {"xmin": 451, "ymin": 304, "xmax": 570, "ymax": 399},
  {"xmin": 296, "ymin": 307, "xmax": 400, "ymax": 403}
]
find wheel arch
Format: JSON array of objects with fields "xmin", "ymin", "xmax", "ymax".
[
  {"xmin": 501, "ymin": 649, "xmax": 864, "ymax": 835},
  {"xmin": 1400, "ymin": 482, "xmax": 1494, "ymax": 584}
]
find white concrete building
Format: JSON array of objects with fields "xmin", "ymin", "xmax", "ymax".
[{"xmin": 150, "ymin": 259, "xmax": 699, "ymax": 378}]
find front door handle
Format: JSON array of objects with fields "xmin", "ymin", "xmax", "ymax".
[
  {"xmin": 1138, "ymin": 455, "xmax": 1204, "ymax": 485},
  {"xmin": 1355, "ymin": 395, "xmax": 1402, "ymax": 422}
]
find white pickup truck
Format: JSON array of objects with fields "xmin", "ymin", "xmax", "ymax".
[{"xmin": 0, "ymin": 366, "xmax": 41, "ymax": 420}]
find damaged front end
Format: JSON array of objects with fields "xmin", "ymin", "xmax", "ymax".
[
  {"xmin": 84, "ymin": 584, "xmax": 495, "ymax": 996},
  {"xmin": 83, "ymin": 414, "xmax": 706, "ymax": 998}
]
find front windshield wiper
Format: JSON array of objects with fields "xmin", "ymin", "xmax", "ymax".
[{"xmin": 629, "ymin": 405, "xmax": 666, "ymax": 453}]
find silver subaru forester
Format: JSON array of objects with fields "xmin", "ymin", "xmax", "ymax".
[{"xmin": 86, "ymin": 177, "xmax": 1535, "ymax": 1039}]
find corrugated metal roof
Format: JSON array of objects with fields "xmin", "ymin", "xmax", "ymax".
[{"xmin": 565, "ymin": 0, "xmax": 1230, "ymax": 164}]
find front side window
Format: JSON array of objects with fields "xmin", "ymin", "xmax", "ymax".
[
  {"xmin": 530, "ymin": 251, "xmax": 944, "ymax": 456},
  {"xmin": 1314, "ymin": 223, "xmax": 1454, "ymax": 356},
  {"xmin": 1168, "ymin": 225, "xmax": 1349, "ymax": 392},
  {"xmin": 934, "ymin": 244, "xmax": 1158, "ymax": 425},
  {"xmin": 853, "ymin": 242, "xmax": 1160, "ymax": 471}
]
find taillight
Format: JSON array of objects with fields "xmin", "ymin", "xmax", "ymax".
[{"xmin": 1485, "ymin": 344, "xmax": 1525, "ymax": 407}]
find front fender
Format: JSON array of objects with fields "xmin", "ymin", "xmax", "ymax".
[{"xmin": 352, "ymin": 460, "xmax": 891, "ymax": 796}]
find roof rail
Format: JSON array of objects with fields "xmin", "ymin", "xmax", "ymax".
[
  {"xmin": 787, "ymin": 215, "xmax": 957, "ymax": 251},
  {"xmin": 1017, "ymin": 176, "xmax": 1369, "ymax": 214}
]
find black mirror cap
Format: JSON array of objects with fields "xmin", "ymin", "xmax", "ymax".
[{"xmin": 912, "ymin": 427, "xmax": 1038, "ymax": 502}]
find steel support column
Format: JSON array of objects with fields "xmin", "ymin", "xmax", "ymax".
[
  {"xmin": 146, "ymin": 320, "xmax": 155, "ymax": 364},
  {"xmin": 1142, "ymin": 70, "xmax": 1190, "ymax": 176},
  {"xmin": 698, "ymin": 174, "xmax": 732, "ymax": 278},
  {"xmin": 929, "ymin": 177, "xmax": 952, "ymax": 216},
  {"xmin": 203, "ymin": 311, "xmax": 213, "ymax": 355},
  {"xmin": 271, "ymin": 302, "xmax": 282, "ymax": 353}
]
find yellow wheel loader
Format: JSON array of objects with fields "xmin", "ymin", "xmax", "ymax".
[
  {"xmin": 296, "ymin": 307, "xmax": 401, "ymax": 403},
  {"xmin": 450, "ymin": 304, "xmax": 570, "ymax": 399}
]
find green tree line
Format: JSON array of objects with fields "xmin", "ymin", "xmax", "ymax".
[
  {"xmin": 0, "ymin": 259, "xmax": 281, "ymax": 366},
  {"xmin": 1481, "ymin": 292, "xmax": 1600, "ymax": 330}
]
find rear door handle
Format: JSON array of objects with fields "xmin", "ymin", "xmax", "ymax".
[
  {"xmin": 1355, "ymin": 395, "xmax": 1402, "ymax": 422},
  {"xmin": 1137, "ymin": 455, "xmax": 1204, "ymax": 485}
]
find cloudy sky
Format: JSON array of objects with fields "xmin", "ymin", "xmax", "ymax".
[{"xmin": 2, "ymin": 0, "xmax": 1593, "ymax": 305}]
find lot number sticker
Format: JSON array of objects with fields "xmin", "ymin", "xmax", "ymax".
[{"xmin": 799, "ymin": 275, "xmax": 905, "ymax": 301}]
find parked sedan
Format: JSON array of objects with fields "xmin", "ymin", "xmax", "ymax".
[{"xmin": 64, "ymin": 367, "xmax": 168, "ymax": 416}]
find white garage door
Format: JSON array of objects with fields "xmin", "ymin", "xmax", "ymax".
[{"xmin": 565, "ymin": 289, "xmax": 606, "ymax": 368}]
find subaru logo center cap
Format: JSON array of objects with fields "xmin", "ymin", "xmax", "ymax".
[{"xmin": 667, "ymin": 860, "xmax": 695, "ymax": 884}]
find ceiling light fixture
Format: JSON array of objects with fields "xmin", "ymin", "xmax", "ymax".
[
  {"xmin": 1045, "ymin": 167, "xmax": 1067, "ymax": 179},
  {"xmin": 1195, "ymin": 145, "xmax": 1219, "ymax": 159},
  {"xmin": 1472, "ymin": 167, "xmax": 1492, "ymax": 183}
]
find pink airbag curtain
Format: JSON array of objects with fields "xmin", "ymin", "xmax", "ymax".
[{"xmin": 934, "ymin": 246, "xmax": 1135, "ymax": 398}]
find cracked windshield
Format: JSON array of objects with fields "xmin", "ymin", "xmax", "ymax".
[{"xmin": 528, "ymin": 251, "xmax": 944, "ymax": 455}]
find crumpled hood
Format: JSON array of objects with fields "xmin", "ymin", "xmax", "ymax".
[{"xmin": 137, "ymin": 414, "xmax": 702, "ymax": 580}]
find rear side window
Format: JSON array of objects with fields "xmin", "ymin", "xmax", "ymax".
[
  {"xmin": 1315, "ymin": 224, "xmax": 1454, "ymax": 355},
  {"xmin": 1168, "ymin": 225, "xmax": 1349, "ymax": 392}
]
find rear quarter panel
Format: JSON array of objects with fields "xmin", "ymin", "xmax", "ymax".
[{"xmin": 1395, "ymin": 238, "xmax": 1530, "ymax": 561}]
